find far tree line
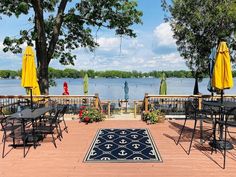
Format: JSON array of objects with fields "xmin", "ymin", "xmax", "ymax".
[{"xmin": 1, "ymin": 68, "xmax": 236, "ymax": 79}]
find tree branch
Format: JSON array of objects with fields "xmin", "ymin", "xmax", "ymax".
[
  {"xmin": 47, "ymin": 0, "xmax": 68, "ymax": 63},
  {"xmin": 80, "ymin": 16, "xmax": 110, "ymax": 28}
]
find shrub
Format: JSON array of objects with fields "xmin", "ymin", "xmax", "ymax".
[
  {"xmin": 79, "ymin": 106, "xmax": 104, "ymax": 123},
  {"xmin": 142, "ymin": 109, "xmax": 165, "ymax": 124}
]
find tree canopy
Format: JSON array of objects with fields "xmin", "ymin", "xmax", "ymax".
[
  {"xmin": 161, "ymin": 0, "xmax": 236, "ymax": 79},
  {"xmin": 0, "ymin": 0, "xmax": 142, "ymax": 94}
]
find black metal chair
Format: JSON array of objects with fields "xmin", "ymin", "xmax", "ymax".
[
  {"xmin": 215, "ymin": 107, "xmax": 236, "ymax": 169},
  {"xmin": 0, "ymin": 116, "xmax": 32, "ymax": 158},
  {"xmin": 34, "ymin": 109, "xmax": 61, "ymax": 148},
  {"xmin": 177, "ymin": 99, "xmax": 213, "ymax": 154},
  {"xmin": 58, "ymin": 105, "xmax": 68, "ymax": 134},
  {"xmin": 0, "ymin": 111, "xmax": 7, "ymax": 142}
]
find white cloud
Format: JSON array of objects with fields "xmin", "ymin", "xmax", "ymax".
[
  {"xmin": 153, "ymin": 22, "xmax": 176, "ymax": 47},
  {"xmin": 50, "ymin": 33, "xmax": 188, "ymax": 72},
  {"xmin": 0, "ymin": 29, "xmax": 188, "ymax": 72},
  {"xmin": 97, "ymin": 37, "xmax": 120, "ymax": 51},
  {"xmin": 155, "ymin": 53, "xmax": 183, "ymax": 63}
]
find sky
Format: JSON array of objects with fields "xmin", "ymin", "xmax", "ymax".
[{"xmin": 0, "ymin": 0, "xmax": 188, "ymax": 72}]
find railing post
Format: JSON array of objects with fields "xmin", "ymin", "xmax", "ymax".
[
  {"xmin": 198, "ymin": 95, "xmax": 202, "ymax": 110},
  {"xmin": 134, "ymin": 101, "xmax": 137, "ymax": 118},
  {"xmin": 107, "ymin": 101, "xmax": 111, "ymax": 118},
  {"xmin": 145, "ymin": 93, "xmax": 149, "ymax": 113},
  {"xmin": 95, "ymin": 93, "xmax": 99, "ymax": 109},
  {"xmin": 198, "ymin": 95, "xmax": 203, "ymax": 143}
]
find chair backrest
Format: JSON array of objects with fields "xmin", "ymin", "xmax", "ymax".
[
  {"xmin": 50, "ymin": 109, "xmax": 61, "ymax": 125},
  {"xmin": 185, "ymin": 100, "xmax": 197, "ymax": 119},
  {"xmin": 0, "ymin": 113, "xmax": 5, "ymax": 124},
  {"xmin": 0, "ymin": 117, "xmax": 7, "ymax": 130},
  {"xmin": 0, "ymin": 107, "xmax": 6, "ymax": 121},
  {"xmin": 202, "ymin": 100, "xmax": 221, "ymax": 116},
  {"xmin": 0, "ymin": 117, "xmax": 16, "ymax": 133},
  {"xmin": 225, "ymin": 107, "xmax": 236, "ymax": 121},
  {"xmin": 60, "ymin": 105, "xmax": 68, "ymax": 115}
]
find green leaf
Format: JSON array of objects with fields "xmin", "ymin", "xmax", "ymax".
[{"xmin": 18, "ymin": 2, "xmax": 29, "ymax": 14}]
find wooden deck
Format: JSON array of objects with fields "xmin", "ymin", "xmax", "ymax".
[{"xmin": 0, "ymin": 119, "xmax": 236, "ymax": 177}]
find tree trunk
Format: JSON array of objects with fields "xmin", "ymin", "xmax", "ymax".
[
  {"xmin": 31, "ymin": 0, "xmax": 68, "ymax": 95},
  {"xmin": 32, "ymin": 0, "xmax": 49, "ymax": 95}
]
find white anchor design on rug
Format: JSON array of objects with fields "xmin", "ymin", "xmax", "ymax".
[
  {"xmin": 118, "ymin": 149, "xmax": 128, "ymax": 156},
  {"xmin": 104, "ymin": 144, "xmax": 113, "ymax": 149},
  {"xmin": 131, "ymin": 134, "xmax": 138, "ymax": 139},
  {"xmin": 95, "ymin": 139, "xmax": 101, "ymax": 144},
  {"xmin": 119, "ymin": 139, "xmax": 127, "ymax": 144},
  {"xmin": 132, "ymin": 143, "xmax": 140, "ymax": 149},
  {"xmin": 90, "ymin": 150, "xmax": 97, "ymax": 156},
  {"xmin": 149, "ymin": 149, "xmax": 155, "ymax": 156},
  {"xmin": 101, "ymin": 157, "xmax": 111, "ymax": 160},
  {"xmin": 85, "ymin": 128, "xmax": 162, "ymax": 162},
  {"xmin": 133, "ymin": 157, "xmax": 143, "ymax": 160},
  {"xmin": 120, "ymin": 130, "xmax": 127, "ymax": 135},
  {"xmin": 107, "ymin": 135, "xmax": 114, "ymax": 139}
]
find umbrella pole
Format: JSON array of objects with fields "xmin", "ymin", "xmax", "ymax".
[
  {"xmin": 211, "ymin": 92, "xmax": 214, "ymax": 101},
  {"xmin": 220, "ymin": 90, "xmax": 223, "ymax": 103},
  {"xmin": 30, "ymin": 89, "xmax": 33, "ymax": 109}
]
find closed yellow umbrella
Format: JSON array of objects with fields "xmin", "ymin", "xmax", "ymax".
[
  {"xmin": 21, "ymin": 46, "xmax": 41, "ymax": 107},
  {"xmin": 212, "ymin": 41, "xmax": 233, "ymax": 103},
  {"xmin": 211, "ymin": 41, "xmax": 234, "ymax": 166},
  {"xmin": 212, "ymin": 41, "xmax": 233, "ymax": 90}
]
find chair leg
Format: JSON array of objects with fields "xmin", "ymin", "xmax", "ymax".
[
  {"xmin": 12, "ymin": 131, "xmax": 16, "ymax": 148},
  {"xmin": 23, "ymin": 137, "xmax": 26, "ymax": 158},
  {"xmin": 188, "ymin": 119, "xmax": 197, "ymax": 155},
  {"xmin": 62, "ymin": 117, "xmax": 68, "ymax": 133},
  {"xmin": 51, "ymin": 134, "xmax": 57, "ymax": 148},
  {"xmin": 211, "ymin": 120, "xmax": 217, "ymax": 154},
  {"xmin": 2, "ymin": 134, "xmax": 6, "ymax": 158},
  {"xmin": 57, "ymin": 123, "xmax": 63, "ymax": 139},
  {"xmin": 177, "ymin": 117, "xmax": 187, "ymax": 145}
]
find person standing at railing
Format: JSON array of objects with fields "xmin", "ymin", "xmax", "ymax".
[
  {"xmin": 62, "ymin": 82, "xmax": 70, "ymax": 113},
  {"xmin": 62, "ymin": 82, "xmax": 69, "ymax": 95}
]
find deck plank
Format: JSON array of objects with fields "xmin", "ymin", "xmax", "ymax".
[{"xmin": 0, "ymin": 120, "xmax": 236, "ymax": 177}]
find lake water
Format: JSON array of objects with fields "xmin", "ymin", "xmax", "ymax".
[{"xmin": 1, "ymin": 78, "xmax": 236, "ymax": 101}]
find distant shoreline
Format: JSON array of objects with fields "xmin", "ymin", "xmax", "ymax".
[
  {"xmin": 0, "ymin": 76, "xmax": 214, "ymax": 79},
  {"xmin": 0, "ymin": 69, "xmax": 199, "ymax": 79},
  {"xmin": 1, "ymin": 68, "xmax": 236, "ymax": 79}
]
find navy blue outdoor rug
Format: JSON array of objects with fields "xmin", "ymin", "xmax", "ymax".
[{"xmin": 84, "ymin": 128, "xmax": 162, "ymax": 162}]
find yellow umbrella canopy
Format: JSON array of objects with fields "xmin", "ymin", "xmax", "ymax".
[
  {"xmin": 212, "ymin": 41, "xmax": 233, "ymax": 90},
  {"xmin": 21, "ymin": 46, "xmax": 41, "ymax": 103}
]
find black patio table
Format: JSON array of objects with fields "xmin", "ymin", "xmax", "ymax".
[
  {"xmin": 10, "ymin": 107, "xmax": 53, "ymax": 121},
  {"xmin": 202, "ymin": 100, "xmax": 235, "ymax": 150},
  {"xmin": 9, "ymin": 107, "xmax": 54, "ymax": 148}
]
